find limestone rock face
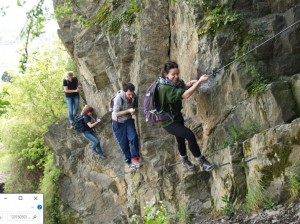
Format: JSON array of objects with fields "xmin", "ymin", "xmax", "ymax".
[{"xmin": 47, "ymin": 0, "xmax": 300, "ymax": 222}]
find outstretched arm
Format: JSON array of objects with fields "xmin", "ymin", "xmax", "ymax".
[
  {"xmin": 115, "ymin": 108, "xmax": 136, "ymax": 117},
  {"xmin": 181, "ymin": 75, "xmax": 209, "ymax": 99},
  {"xmin": 87, "ymin": 118, "xmax": 101, "ymax": 128}
]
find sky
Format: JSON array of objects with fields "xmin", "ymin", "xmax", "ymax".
[{"xmin": 0, "ymin": 0, "xmax": 58, "ymax": 75}]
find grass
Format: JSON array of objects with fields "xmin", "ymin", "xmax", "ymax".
[
  {"xmin": 245, "ymin": 178, "xmax": 266, "ymax": 211},
  {"xmin": 286, "ymin": 159, "xmax": 300, "ymax": 203},
  {"xmin": 221, "ymin": 194, "xmax": 236, "ymax": 217},
  {"xmin": 177, "ymin": 206, "xmax": 191, "ymax": 224}
]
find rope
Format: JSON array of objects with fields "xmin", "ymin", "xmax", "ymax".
[{"xmin": 208, "ymin": 18, "xmax": 300, "ymax": 77}]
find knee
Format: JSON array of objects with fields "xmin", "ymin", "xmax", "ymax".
[
  {"xmin": 132, "ymin": 133, "xmax": 138, "ymax": 140},
  {"xmin": 186, "ymin": 130, "xmax": 196, "ymax": 140}
]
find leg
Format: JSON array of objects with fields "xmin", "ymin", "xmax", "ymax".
[
  {"xmin": 126, "ymin": 119, "xmax": 139, "ymax": 158},
  {"xmin": 164, "ymin": 122, "xmax": 215, "ymax": 171},
  {"xmin": 82, "ymin": 131, "xmax": 103, "ymax": 154},
  {"xmin": 65, "ymin": 97, "xmax": 74, "ymax": 123},
  {"xmin": 91, "ymin": 131, "xmax": 104, "ymax": 155},
  {"xmin": 73, "ymin": 95, "xmax": 79, "ymax": 117},
  {"xmin": 126, "ymin": 119, "xmax": 142, "ymax": 168},
  {"xmin": 112, "ymin": 121, "xmax": 131, "ymax": 164},
  {"xmin": 164, "ymin": 121, "xmax": 201, "ymax": 157}
]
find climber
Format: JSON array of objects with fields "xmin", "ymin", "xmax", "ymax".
[
  {"xmin": 63, "ymin": 71, "xmax": 80, "ymax": 129},
  {"xmin": 158, "ymin": 61, "xmax": 215, "ymax": 171},
  {"xmin": 81, "ymin": 105, "xmax": 106, "ymax": 159},
  {"xmin": 111, "ymin": 83, "xmax": 142, "ymax": 170}
]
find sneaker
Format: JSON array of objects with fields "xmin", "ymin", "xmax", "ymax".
[
  {"xmin": 181, "ymin": 156, "xmax": 195, "ymax": 170},
  {"xmin": 198, "ymin": 156, "xmax": 215, "ymax": 172},
  {"xmin": 99, "ymin": 154, "xmax": 107, "ymax": 159},
  {"xmin": 92, "ymin": 149, "xmax": 98, "ymax": 155},
  {"xmin": 132, "ymin": 157, "xmax": 142, "ymax": 168},
  {"xmin": 67, "ymin": 124, "xmax": 74, "ymax": 129},
  {"xmin": 128, "ymin": 163, "xmax": 137, "ymax": 171}
]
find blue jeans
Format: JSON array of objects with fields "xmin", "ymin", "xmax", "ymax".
[
  {"xmin": 112, "ymin": 119, "xmax": 139, "ymax": 164},
  {"xmin": 66, "ymin": 95, "xmax": 79, "ymax": 123},
  {"xmin": 82, "ymin": 130, "xmax": 104, "ymax": 155}
]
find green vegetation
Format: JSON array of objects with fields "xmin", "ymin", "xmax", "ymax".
[
  {"xmin": 143, "ymin": 202, "xmax": 169, "ymax": 224},
  {"xmin": 107, "ymin": 0, "xmax": 140, "ymax": 34},
  {"xmin": 235, "ymin": 33, "xmax": 261, "ymax": 59},
  {"xmin": 286, "ymin": 159, "xmax": 300, "ymax": 203},
  {"xmin": 0, "ymin": 41, "xmax": 73, "ymax": 222},
  {"xmin": 39, "ymin": 154, "xmax": 62, "ymax": 223},
  {"xmin": 87, "ymin": 0, "xmax": 140, "ymax": 34},
  {"xmin": 86, "ymin": 0, "xmax": 112, "ymax": 27},
  {"xmin": 260, "ymin": 145, "xmax": 292, "ymax": 189},
  {"xmin": 133, "ymin": 201, "xmax": 170, "ymax": 224},
  {"xmin": 133, "ymin": 202, "xmax": 191, "ymax": 223},
  {"xmin": 221, "ymin": 123, "xmax": 259, "ymax": 149},
  {"xmin": 54, "ymin": 0, "xmax": 90, "ymax": 27},
  {"xmin": 245, "ymin": 178, "xmax": 266, "ymax": 211},
  {"xmin": 177, "ymin": 206, "xmax": 191, "ymax": 224},
  {"xmin": 168, "ymin": 0, "xmax": 177, "ymax": 4},
  {"xmin": 287, "ymin": 174, "xmax": 300, "ymax": 202},
  {"xmin": 17, "ymin": 0, "xmax": 51, "ymax": 72},
  {"xmin": 53, "ymin": 0, "xmax": 75, "ymax": 19},
  {"xmin": 55, "ymin": 0, "xmax": 140, "ymax": 34},
  {"xmin": 263, "ymin": 198, "xmax": 278, "ymax": 210},
  {"xmin": 221, "ymin": 194, "xmax": 236, "ymax": 217},
  {"xmin": 245, "ymin": 178, "xmax": 278, "ymax": 212},
  {"xmin": 0, "ymin": 88, "xmax": 10, "ymax": 116},
  {"xmin": 197, "ymin": 4, "xmax": 242, "ymax": 37},
  {"xmin": 246, "ymin": 66, "xmax": 269, "ymax": 96},
  {"xmin": 4, "ymin": 1, "xmax": 139, "ymax": 71}
]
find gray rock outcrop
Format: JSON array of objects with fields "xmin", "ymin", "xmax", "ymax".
[{"xmin": 46, "ymin": 0, "xmax": 300, "ymax": 222}]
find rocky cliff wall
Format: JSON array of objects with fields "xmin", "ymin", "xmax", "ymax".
[{"xmin": 45, "ymin": 0, "xmax": 300, "ymax": 222}]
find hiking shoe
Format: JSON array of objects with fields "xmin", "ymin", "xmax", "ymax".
[
  {"xmin": 198, "ymin": 156, "xmax": 215, "ymax": 172},
  {"xmin": 92, "ymin": 149, "xmax": 98, "ymax": 155},
  {"xmin": 132, "ymin": 157, "xmax": 142, "ymax": 168},
  {"xmin": 128, "ymin": 163, "xmax": 137, "ymax": 171},
  {"xmin": 67, "ymin": 124, "xmax": 74, "ymax": 129},
  {"xmin": 181, "ymin": 156, "xmax": 195, "ymax": 170},
  {"xmin": 99, "ymin": 154, "xmax": 107, "ymax": 159}
]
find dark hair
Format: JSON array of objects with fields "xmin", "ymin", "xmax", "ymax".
[
  {"xmin": 82, "ymin": 105, "xmax": 94, "ymax": 115},
  {"xmin": 161, "ymin": 61, "xmax": 179, "ymax": 77},
  {"xmin": 122, "ymin": 83, "xmax": 135, "ymax": 92}
]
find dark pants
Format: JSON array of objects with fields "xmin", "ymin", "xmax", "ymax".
[
  {"xmin": 164, "ymin": 120, "xmax": 202, "ymax": 158},
  {"xmin": 112, "ymin": 119, "xmax": 140, "ymax": 164}
]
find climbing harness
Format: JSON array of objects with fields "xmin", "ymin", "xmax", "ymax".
[{"xmin": 207, "ymin": 18, "xmax": 300, "ymax": 78}]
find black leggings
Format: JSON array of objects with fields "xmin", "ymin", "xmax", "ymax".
[{"xmin": 163, "ymin": 121, "xmax": 202, "ymax": 158}]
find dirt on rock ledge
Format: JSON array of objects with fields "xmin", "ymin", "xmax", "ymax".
[{"xmin": 193, "ymin": 200, "xmax": 300, "ymax": 224}]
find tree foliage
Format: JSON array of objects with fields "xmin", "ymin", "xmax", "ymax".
[
  {"xmin": 0, "ymin": 88, "xmax": 10, "ymax": 116},
  {"xmin": 0, "ymin": 40, "xmax": 72, "ymax": 192},
  {"xmin": 16, "ymin": 0, "xmax": 51, "ymax": 72},
  {"xmin": 1, "ymin": 71, "xmax": 12, "ymax": 83}
]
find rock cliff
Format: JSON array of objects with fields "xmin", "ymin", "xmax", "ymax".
[{"xmin": 45, "ymin": 0, "xmax": 300, "ymax": 223}]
